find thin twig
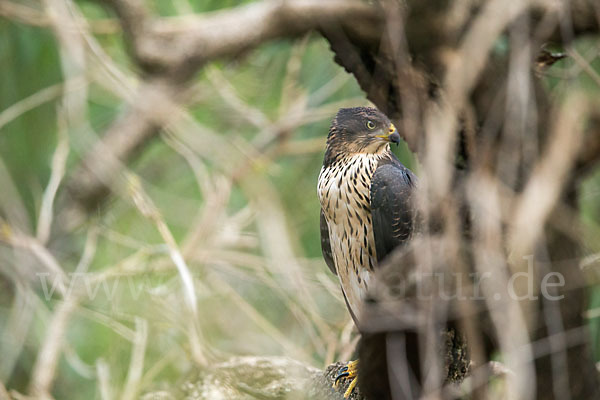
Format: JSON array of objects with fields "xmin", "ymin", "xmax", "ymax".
[
  {"xmin": 36, "ymin": 107, "xmax": 70, "ymax": 244},
  {"xmin": 0, "ymin": 81, "xmax": 77, "ymax": 132},
  {"xmin": 120, "ymin": 318, "xmax": 148, "ymax": 400},
  {"xmin": 29, "ymin": 299, "xmax": 79, "ymax": 399},
  {"xmin": 96, "ymin": 359, "xmax": 113, "ymax": 400}
]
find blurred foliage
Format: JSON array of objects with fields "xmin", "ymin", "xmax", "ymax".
[
  {"xmin": 0, "ymin": 1, "xmax": 598, "ymax": 399},
  {"xmin": 0, "ymin": 20, "xmax": 61, "ymax": 216}
]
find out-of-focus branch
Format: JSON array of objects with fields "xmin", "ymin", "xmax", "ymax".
[
  {"xmin": 100, "ymin": 0, "xmax": 382, "ymax": 76},
  {"xmin": 125, "ymin": 172, "xmax": 208, "ymax": 366},
  {"xmin": 37, "ymin": 111, "xmax": 69, "ymax": 245},
  {"xmin": 29, "ymin": 300, "xmax": 78, "ymax": 400},
  {"xmin": 508, "ymin": 93, "xmax": 596, "ymax": 259},
  {"xmin": 60, "ymin": 0, "xmax": 381, "ymax": 214},
  {"xmin": 120, "ymin": 318, "xmax": 148, "ymax": 400},
  {"xmin": 0, "ymin": 224, "xmax": 68, "ymax": 295},
  {"xmin": 61, "ymin": 0, "xmax": 600, "ymax": 215},
  {"xmin": 0, "ymin": 1, "xmax": 119, "ymax": 33},
  {"xmin": 325, "ymin": 0, "xmax": 599, "ymax": 152},
  {"xmin": 423, "ymin": 0, "xmax": 534, "ymax": 199},
  {"xmin": 540, "ymin": 0, "xmax": 600, "ymax": 42},
  {"xmin": 65, "ymin": 78, "xmax": 183, "ymax": 213}
]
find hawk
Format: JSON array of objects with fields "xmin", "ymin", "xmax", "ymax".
[{"xmin": 317, "ymin": 107, "xmax": 418, "ymax": 396}]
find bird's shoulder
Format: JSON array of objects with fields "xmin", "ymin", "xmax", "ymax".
[{"xmin": 372, "ymin": 154, "xmax": 417, "ymax": 191}]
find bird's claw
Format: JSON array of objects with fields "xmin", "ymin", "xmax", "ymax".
[{"xmin": 333, "ymin": 360, "xmax": 359, "ymax": 398}]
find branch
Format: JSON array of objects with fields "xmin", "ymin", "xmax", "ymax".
[
  {"xmin": 64, "ymin": 78, "xmax": 181, "ymax": 213},
  {"xmin": 140, "ymin": 356, "xmax": 365, "ymax": 400},
  {"xmin": 59, "ymin": 0, "xmax": 381, "ymax": 214},
  {"xmin": 101, "ymin": 0, "xmax": 382, "ymax": 76},
  {"xmin": 542, "ymin": 0, "xmax": 600, "ymax": 42},
  {"xmin": 63, "ymin": 0, "xmax": 600, "ymax": 215}
]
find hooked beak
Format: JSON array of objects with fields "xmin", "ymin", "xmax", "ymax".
[{"xmin": 376, "ymin": 123, "xmax": 401, "ymax": 145}]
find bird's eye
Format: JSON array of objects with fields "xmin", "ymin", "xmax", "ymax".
[{"xmin": 366, "ymin": 120, "xmax": 376, "ymax": 130}]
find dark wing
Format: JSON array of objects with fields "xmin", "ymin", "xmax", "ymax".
[
  {"xmin": 370, "ymin": 160, "xmax": 417, "ymax": 264},
  {"xmin": 320, "ymin": 209, "xmax": 337, "ymax": 275}
]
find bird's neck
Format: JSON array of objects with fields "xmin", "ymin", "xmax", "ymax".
[{"xmin": 323, "ymin": 144, "xmax": 392, "ymax": 168}]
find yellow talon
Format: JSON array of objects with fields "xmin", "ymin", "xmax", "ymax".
[{"xmin": 333, "ymin": 359, "xmax": 359, "ymax": 398}]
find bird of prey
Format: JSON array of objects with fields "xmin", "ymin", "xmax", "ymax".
[{"xmin": 317, "ymin": 107, "xmax": 418, "ymax": 397}]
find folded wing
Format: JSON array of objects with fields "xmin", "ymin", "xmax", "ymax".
[{"xmin": 370, "ymin": 160, "xmax": 418, "ymax": 263}]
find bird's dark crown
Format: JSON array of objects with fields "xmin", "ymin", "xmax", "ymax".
[{"xmin": 324, "ymin": 107, "xmax": 395, "ymax": 166}]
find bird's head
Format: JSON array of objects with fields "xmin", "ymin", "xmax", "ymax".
[{"xmin": 325, "ymin": 107, "xmax": 400, "ymax": 161}]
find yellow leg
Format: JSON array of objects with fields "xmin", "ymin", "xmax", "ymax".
[
  {"xmin": 343, "ymin": 376, "xmax": 358, "ymax": 398},
  {"xmin": 333, "ymin": 359, "xmax": 359, "ymax": 398}
]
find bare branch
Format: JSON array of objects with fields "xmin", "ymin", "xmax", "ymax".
[
  {"xmin": 95, "ymin": 359, "xmax": 113, "ymax": 400},
  {"xmin": 508, "ymin": 93, "xmax": 596, "ymax": 259},
  {"xmin": 0, "ymin": 225, "xmax": 68, "ymax": 295},
  {"xmin": 64, "ymin": 78, "xmax": 183, "ymax": 213},
  {"xmin": 0, "ymin": 1, "xmax": 119, "ymax": 33},
  {"xmin": 29, "ymin": 300, "xmax": 78, "ymax": 399},
  {"xmin": 120, "ymin": 318, "xmax": 148, "ymax": 400},
  {"xmin": 0, "ymin": 81, "xmax": 73, "ymax": 132},
  {"xmin": 101, "ymin": 0, "xmax": 382, "ymax": 76},
  {"xmin": 37, "ymin": 109, "xmax": 70, "ymax": 245},
  {"xmin": 63, "ymin": 0, "xmax": 600, "ymax": 215}
]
